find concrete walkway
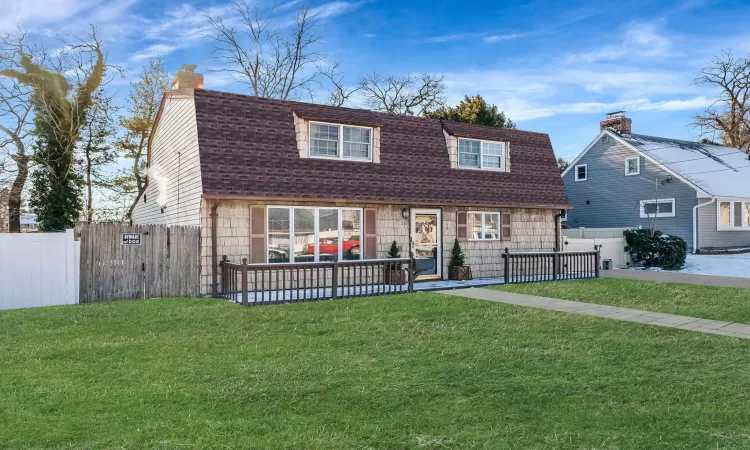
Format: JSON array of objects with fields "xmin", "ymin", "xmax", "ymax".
[
  {"xmin": 601, "ymin": 269, "xmax": 750, "ymax": 288},
  {"xmin": 436, "ymin": 288, "xmax": 750, "ymax": 339}
]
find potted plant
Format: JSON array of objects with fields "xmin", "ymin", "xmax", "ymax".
[
  {"xmin": 448, "ymin": 239, "xmax": 472, "ymax": 280},
  {"xmin": 384, "ymin": 240, "xmax": 406, "ymax": 284}
]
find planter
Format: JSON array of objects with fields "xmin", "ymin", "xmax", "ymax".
[
  {"xmin": 448, "ymin": 265, "xmax": 472, "ymax": 281},
  {"xmin": 384, "ymin": 265, "xmax": 407, "ymax": 285}
]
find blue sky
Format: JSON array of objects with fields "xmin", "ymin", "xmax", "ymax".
[{"xmin": 5, "ymin": 0, "xmax": 750, "ymax": 160}]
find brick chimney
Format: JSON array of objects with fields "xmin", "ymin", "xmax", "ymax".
[
  {"xmin": 600, "ymin": 111, "xmax": 632, "ymax": 136},
  {"xmin": 170, "ymin": 64, "xmax": 204, "ymax": 90}
]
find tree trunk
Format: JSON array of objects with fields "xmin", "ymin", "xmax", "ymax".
[{"xmin": 8, "ymin": 154, "xmax": 29, "ymax": 233}]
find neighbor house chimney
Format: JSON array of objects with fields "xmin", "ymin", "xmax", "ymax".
[
  {"xmin": 171, "ymin": 64, "xmax": 204, "ymax": 90},
  {"xmin": 600, "ymin": 111, "xmax": 632, "ymax": 136}
]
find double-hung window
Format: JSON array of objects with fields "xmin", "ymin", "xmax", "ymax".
[
  {"xmin": 458, "ymin": 138, "xmax": 506, "ymax": 170},
  {"xmin": 718, "ymin": 200, "xmax": 750, "ymax": 230},
  {"xmin": 575, "ymin": 164, "xmax": 587, "ymax": 181},
  {"xmin": 267, "ymin": 206, "xmax": 363, "ymax": 263},
  {"xmin": 640, "ymin": 198, "xmax": 675, "ymax": 218},
  {"xmin": 310, "ymin": 122, "xmax": 372, "ymax": 161},
  {"xmin": 468, "ymin": 212, "xmax": 501, "ymax": 240},
  {"xmin": 625, "ymin": 157, "xmax": 640, "ymax": 176}
]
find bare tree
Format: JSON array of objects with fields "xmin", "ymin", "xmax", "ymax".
[
  {"xmin": 357, "ymin": 72, "xmax": 446, "ymax": 115},
  {"xmin": 693, "ymin": 51, "xmax": 750, "ymax": 150},
  {"xmin": 322, "ymin": 61, "xmax": 358, "ymax": 107},
  {"xmin": 0, "ymin": 31, "xmax": 39, "ymax": 232},
  {"xmin": 206, "ymin": 2, "xmax": 326, "ymax": 100}
]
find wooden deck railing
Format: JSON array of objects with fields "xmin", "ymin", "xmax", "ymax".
[
  {"xmin": 502, "ymin": 247, "xmax": 600, "ymax": 284},
  {"xmin": 219, "ymin": 257, "xmax": 414, "ymax": 306}
]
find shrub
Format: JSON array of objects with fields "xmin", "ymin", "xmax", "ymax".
[
  {"xmin": 623, "ymin": 228, "xmax": 687, "ymax": 270},
  {"xmin": 387, "ymin": 241, "xmax": 401, "ymax": 258},
  {"xmin": 449, "ymin": 239, "xmax": 465, "ymax": 267}
]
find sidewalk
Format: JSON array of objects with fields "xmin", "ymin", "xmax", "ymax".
[
  {"xmin": 436, "ymin": 288, "xmax": 750, "ymax": 339},
  {"xmin": 600, "ymin": 269, "xmax": 750, "ymax": 288}
]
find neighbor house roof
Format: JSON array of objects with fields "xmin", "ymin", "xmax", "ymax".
[
  {"xmin": 623, "ymin": 134, "xmax": 750, "ymax": 198},
  {"xmin": 193, "ymin": 89, "xmax": 569, "ymax": 208}
]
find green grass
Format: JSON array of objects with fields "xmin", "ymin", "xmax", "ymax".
[
  {"xmin": 2, "ymin": 294, "xmax": 750, "ymax": 449},
  {"xmin": 495, "ymin": 278, "xmax": 750, "ymax": 324}
]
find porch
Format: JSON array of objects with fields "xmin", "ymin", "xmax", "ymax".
[{"xmin": 218, "ymin": 249, "xmax": 600, "ymax": 306}]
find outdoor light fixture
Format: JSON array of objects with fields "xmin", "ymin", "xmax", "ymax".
[{"xmin": 401, "ymin": 207, "xmax": 409, "ymax": 220}]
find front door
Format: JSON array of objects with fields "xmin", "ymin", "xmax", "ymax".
[{"xmin": 411, "ymin": 209, "xmax": 442, "ymax": 280}]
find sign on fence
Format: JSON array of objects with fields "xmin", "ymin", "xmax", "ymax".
[
  {"xmin": 121, "ymin": 233, "xmax": 142, "ymax": 245},
  {"xmin": 79, "ymin": 223, "xmax": 200, "ymax": 303}
]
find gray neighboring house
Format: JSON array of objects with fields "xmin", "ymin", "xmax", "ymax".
[{"xmin": 562, "ymin": 112, "xmax": 750, "ymax": 253}]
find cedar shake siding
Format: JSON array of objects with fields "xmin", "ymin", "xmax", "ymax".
[
  {"xmin": 199, "ymin": 199, "xmax": 557, "ymax": 295},
  {"xmin": 193, "ymin": 90, "xmax": 568, "ymax": 209}
]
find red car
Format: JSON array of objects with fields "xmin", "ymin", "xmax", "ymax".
[{"xmin": 305, "ymin": 237, "xmax": 360, "ymax": 257}]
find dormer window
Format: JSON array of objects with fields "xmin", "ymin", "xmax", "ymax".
[
  {"xmin": 458, "ymin": 138, "xmax": 506, "ymax": 170},
  {"xmin": 309, "ymin": 122, "xmax": 372, "ymax": 161}
]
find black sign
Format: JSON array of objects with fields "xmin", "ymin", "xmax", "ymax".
[{"xmin": 122, "ymin": 233, "xmax": 142, "ymax": 245}]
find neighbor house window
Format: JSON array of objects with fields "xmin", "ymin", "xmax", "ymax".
[
  {"xmin": 267, "ymin": 206, "xmax": 362, "ymax": 263},
  {"xmin": 717, "ymin": 200, "xmax": 750, "ymax": 230},
  {"xmin": 458, "ymin": 138, "xmax": 506, "ymax": 170},
  {"xmin": 640, "ymin": 198, "xmax": 675, "ymax": 218},
  {"xmin": 468, "ymin": 212, "xmax": 500, "ymax": 240},
  {"xmin": 310, "ymin": 122, "xmax": 372, "ymax": 161},
  {"xmin": 625, "ymin": 157, "xmax": 640, "ymax": 176},
  {"xmin": 575, "ymin": 164, "xmax": 587, "ymax": 181},
  {"xmin": 560, "ymin": 209, "xmax": 567, "ymax": 222}
]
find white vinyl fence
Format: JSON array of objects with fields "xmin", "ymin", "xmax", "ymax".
[
  {"xmin": 562, "ymin": 227, "xmax": 635, "ymax": 239},
  {"xmin": 0, "ymin": 229, "xmax": 80, "ymax": 310},
  {"xmin": 561, "ymin": 236, "xmax": 632, "ymax": 269}
]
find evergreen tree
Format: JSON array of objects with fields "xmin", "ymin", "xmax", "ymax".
[
  {"xmin": 425, "ymin": 95, "xmax": 514, "ymax": 128},
  {"xmin": 387, "ymin": 241, "xmax": 401, "ymax": 258},
  {"xmin": 449, "ymin": 239, "xmax": 465, "ymax": 267}
]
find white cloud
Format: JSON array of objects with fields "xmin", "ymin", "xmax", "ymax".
[
  {"xmin": 566, "ymin": 21, "xmax": 673, "ymax": 64},
  {"xmin": 483, "ymin": 34, "xmax": 522, "ymax": 43},
  {"xmin": 310, "ymin": 1, "xmax": 366, "ymax": 19},
  {"xmin": 0, "ymin": 0, "xmax": 99, "ymax": 31},
  {"xmin": 131, "ymin": 44, "xmax": 180, "ymax": 61},
  {"xmin": 419, "ymin": 32, "xmax": 523, "ymax": 44}
]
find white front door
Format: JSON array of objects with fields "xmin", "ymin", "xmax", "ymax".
[{"xmin": 411, "ymin": 209, "xmax": 442, "ymax": 280}]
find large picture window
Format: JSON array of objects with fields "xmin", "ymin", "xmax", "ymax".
[
  {"xmin": 310, "ymin": 122, "xmax": 372, "ymax": 161},
  {"xmin": 717, "ymin": 200, "xmax": 750, "ymax": 230},
  {"xmin": 467, "ymin": 212, "xmax": 501, "ymax": 240},
  {"xmin": 458, "ymin": 138, "xmax": 506, "ymax": 170},
  {"xmin": 267, "ymin": 206, "xmax": 362, "ymax": 263}
]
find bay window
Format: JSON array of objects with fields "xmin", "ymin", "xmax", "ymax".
[
  {"xmin": 267, "ymin": 206, "xmax": 362, "ymax": 262},
  {"xmin": 310, "ymin": 122, "xmax": 372, "ymax": 161},
  {"xmin": 717, "ymin": 200, "xmax": 750, "ymax": 230}
]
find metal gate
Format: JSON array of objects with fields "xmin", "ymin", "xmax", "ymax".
[{"xmin": 78, "ymin": 223, "xmax": 200, "ymax": 303}]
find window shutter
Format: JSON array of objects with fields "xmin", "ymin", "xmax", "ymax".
[
  {"xmin": 456, "ymin": 211, "xmax": 468, "ymax": 241},
  {"xmin": 501, "ymin": 212, "xmax": 512, "ymax": 241},
  {"xmin": 364, "ymin": 208, "xmax": 377, "ymax": 259},
  {"xmin": 249, "ymin": 206, "xmax": 266, "ymax": 263}
]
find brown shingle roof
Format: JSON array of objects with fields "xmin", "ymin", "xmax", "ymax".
[{"xmin": 193, "ymin": 89, "xmax": 569, "ymax": 208}]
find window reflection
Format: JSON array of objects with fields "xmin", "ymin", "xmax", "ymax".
[
  {"xmin": 318, "ymin": 209, "xmax": 339, "ymax": 262},
  {"xmin": 268, "ymin": 208, "xmax": 290, "ymax": 263},
  {"xmin": 342, "ymin": 209, "xmax": 361, "ymax": 260}
]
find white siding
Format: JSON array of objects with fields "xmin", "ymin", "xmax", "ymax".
[{"xmin": 132, "ymin": 93, "xmax": 202, "ymax": 226}]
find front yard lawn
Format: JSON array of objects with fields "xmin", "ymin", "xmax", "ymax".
[
  {"xmin": 2, "ymin": 293, "xmax": 750, "ymax": 449},
  {"xmin": 496, "ymin": 278, "xmax": 750, "ymax": 324}
]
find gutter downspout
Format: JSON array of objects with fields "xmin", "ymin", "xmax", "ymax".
[
  {"xmin": 693, "ymin": 198, "xmax": 716, "ymax": 254},
  {"xmin": 554, "ymin": 211, "xmax": 563, "ymax": 252},
  {"xmin": 211, "ymin": 200, "xmax": 221, "ymax": 297}
]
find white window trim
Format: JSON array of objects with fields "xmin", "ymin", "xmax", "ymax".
[
  {"xmin": 308, "ymin": 121, "xmax": 373, "ymax": 162},
  {"xmin": 467, "ymin": 211, "xmax": 501, "ymax": 241},
  {"xmin": 625, "ymin": 157, "xmax": 640, "ymax": 176},
  {"xmin": 574, "ymin": 164, "xmax": 587, "ymax": 181},
  {"xmin": 716, "ymin": 199, "xmax": 750, "ymax": 231},
  {"xmin": 457, "ymin": 138, "xmax": 506, "ymax": 171},
  {"xmin": 602, "ymin": 134, "xmax": 609, "ymax": 143},
  {"xmin": 560, "ymin": 210, "xmax": 567, "ymax": 222},
  {"xmin": 639, "ymin": 198, "xmax": 675, "ymax": 219},
  {"xmin": 266, "ymin": 206, "xmax": 364, "ymax": 263}
]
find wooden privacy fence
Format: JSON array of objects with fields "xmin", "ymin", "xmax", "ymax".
[
  {"xmin": 502, "ymin": 248, "xmax": 600, "ymax": 284},
  {"xmin": 220, "ymin": 257, "xmax": 414, "ymax": 306},
  {"xmin": 79, "ymin": 223, "xmax": 200, "ymax": 303}
]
